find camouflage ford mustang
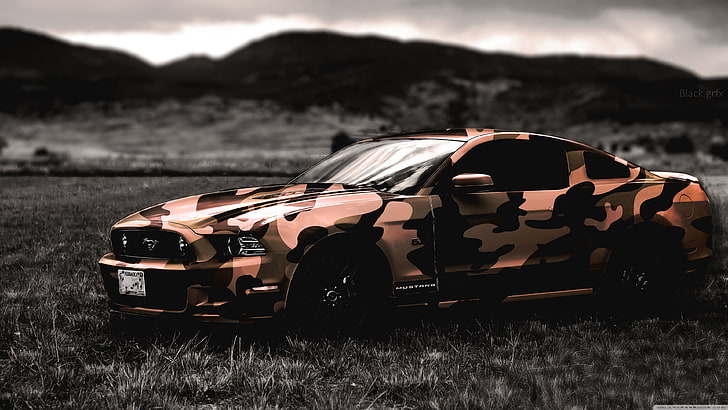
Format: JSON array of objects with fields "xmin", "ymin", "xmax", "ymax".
[{"xmin": 99, "ymin": 128, "xmax": 712, "ymax": 333}]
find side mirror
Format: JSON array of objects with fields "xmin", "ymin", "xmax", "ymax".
[{"xmin": 452, "ymin": 173, "xmax": 494, "ymax": 192}]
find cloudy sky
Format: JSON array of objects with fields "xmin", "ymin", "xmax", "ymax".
[{"xmin": 2, "ymin": 0, "xmax": 727, "ymax": 76}]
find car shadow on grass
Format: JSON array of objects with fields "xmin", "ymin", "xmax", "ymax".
[
  {"xmin": 105, "ymin": 282, "xmax": 727, "ymax": 350},
  {"xmin": 102, "ymin": 264, "xmax": 728, "ymax": 349}
]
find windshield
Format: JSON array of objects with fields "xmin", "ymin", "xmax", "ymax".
[{"xmin": 291, "ymin": 139, "xmax": 463, "ymax": 195}]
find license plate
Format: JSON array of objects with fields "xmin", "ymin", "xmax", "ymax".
[{"xmin": 118, "ymin": 269, "xmax": 146, "ymax": 297}]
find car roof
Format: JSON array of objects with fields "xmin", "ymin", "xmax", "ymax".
[
  {"xmin": 372, "ymin": 128, "xmax": 496, "ymax": 141},
  {"xmin": 370, "ymin": 128, "xmax": 577, "ymax": 142},
  {"xmin": 370, "ymin": 128, "xmax": 642, "ymax": 169},
  {"xmin": 372, "ymin": 128, "xmax": 592, "ymax": 148}
]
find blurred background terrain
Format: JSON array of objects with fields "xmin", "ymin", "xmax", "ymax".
[{"xmin": 0, "ymin": 26, "xmax": 726, "ymax": 176}]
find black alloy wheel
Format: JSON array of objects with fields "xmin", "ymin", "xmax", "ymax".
[
  {"xmin": 286, "ymin": 244, "xmax": 387, "ymax": 337},
  {"xmin": 599, "ymin": 240, "xmax": 682, "ymax": 317}
]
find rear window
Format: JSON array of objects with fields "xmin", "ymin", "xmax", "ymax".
[{"xmin": 584, "ymin": 151, "xmax": 630, "ymax": 179}]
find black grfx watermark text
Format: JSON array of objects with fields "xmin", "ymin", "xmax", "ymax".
[{"xmin": 679, "ymin": 88, "xmax": 724, "ymax": 99}]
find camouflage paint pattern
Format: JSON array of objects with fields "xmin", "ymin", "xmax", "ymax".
[{"xmin": 98, "ymin": 129, "xmax": 712, "ymax": 321}]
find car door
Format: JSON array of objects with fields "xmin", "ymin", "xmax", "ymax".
[{"xmin": 432, "ymin": 138, "xmax": 577, "ymax": 299}]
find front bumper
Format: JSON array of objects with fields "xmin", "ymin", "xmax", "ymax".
[{"xmin": 98, "ymin": 253, "xmax": 285, "ymax": 322}]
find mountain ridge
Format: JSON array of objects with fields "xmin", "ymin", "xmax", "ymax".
[
  {"xmin": 0, "ymin": 26, "xmax": 724, "ymax": 128},
  {"xmin": 0, "ymin": 27, "xmax": 153, "ymax": 77}
]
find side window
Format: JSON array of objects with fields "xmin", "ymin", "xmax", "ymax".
[
  {"xmin": 584, "ymin": 151, "xmax": 630, "ymax": 179},
  {"xmin": 443, "ymin": 139, "xmax": 569, "ymax": 191}
]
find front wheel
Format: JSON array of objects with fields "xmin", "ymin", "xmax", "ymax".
[{"xmin": 285, "ymin": 244, "xmax": 390, "ymax": 337}]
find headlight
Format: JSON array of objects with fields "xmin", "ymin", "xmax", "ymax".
[
  {"xmin": 179, "ymin": 236, "xmax": 190, "ymax": 254},
  {"xmin": 226, "ymin": 236, "xmax": 267, "ymax": 257}
]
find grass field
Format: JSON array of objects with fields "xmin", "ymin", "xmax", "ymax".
[
  {"xmin": 1, "ymin": 175, "xmax": 727, "ymax": 408},
  {"xmin": 2, "ymin": 101, "xmax": 727, "ymax": 178},
  {"xmin": 0, "ymin": 100, "xmax": 388, "ymax": 176}
]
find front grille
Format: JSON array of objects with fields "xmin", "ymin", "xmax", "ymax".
[{"xmin": 111, "ymin": 229, "xmax": 194, "ymax": 261}]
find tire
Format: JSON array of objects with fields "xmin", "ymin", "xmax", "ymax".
[
  {"xmin": 598, "ymin": 238, "xmax": 683, "ymax": 317},
  {"xmin": 285, "ymin": 241, "xmax": 390, "ymax": 337}
]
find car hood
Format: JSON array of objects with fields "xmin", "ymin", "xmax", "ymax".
[{"xmin": 113, "ymin": 183, "xmax": 389, "ymax": 234}]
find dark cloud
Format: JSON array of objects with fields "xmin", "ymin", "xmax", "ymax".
[
  {"xmin": 2, "ymin": 0, "xmax": 726, "ymax": 39},
  {"xmin": 0, "ymin": 0, "xmax": 391, "ymax": 31},
  {"xmin": 415, "ymin": 0, "xmax": 728, "ymax": 41}
]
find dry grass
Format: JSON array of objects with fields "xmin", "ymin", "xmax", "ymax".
[
  {"xmin": 1, "ymin": 175, "xmax": 727, "ymax": 408},
  {"xmin": 2, "ymin": 100, "xmax": 726, "ymax": 177},
  {"xmin": 0, "ymin": 99, "xmax": 389, "ymax": 176}
]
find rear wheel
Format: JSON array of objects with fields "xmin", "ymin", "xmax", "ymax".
[
  {"xmin": 598, "ymin": 238, "xmax": 683, "ymax": 317},
  {"xmin": 286, "ymin": 243, "xmax": 390, "ymax": 337}
]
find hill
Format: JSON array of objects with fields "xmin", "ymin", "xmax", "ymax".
[
  {"xmin": 0, "ymin": 27, "xmax": 162, "ymax": 112},
  {"xmin": 0, "ymin": 27, "xmax": 152, "ymax": 78},
  {"xmin": 0, "ymin": 27, "xmax": 725, "ymax": 128}
]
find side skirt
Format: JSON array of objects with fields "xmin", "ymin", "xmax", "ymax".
[
  {"xmin": 501, "ymin": 288, "xmax": 593, "ymax": 303},
  {"xmin": 392, "ymin": 287, "xmax": 594, "ymax": 308}
]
